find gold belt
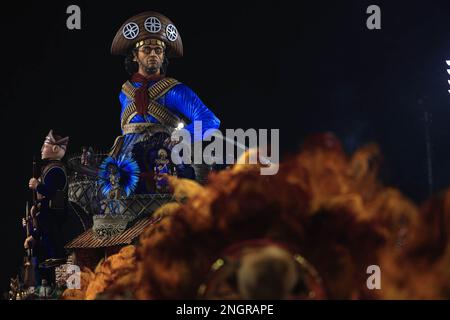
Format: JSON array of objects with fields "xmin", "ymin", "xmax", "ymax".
[{"xmin": 122, "ymin": 122, "xmax": 171, "ymax": 135}]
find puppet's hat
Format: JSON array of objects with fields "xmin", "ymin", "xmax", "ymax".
[
  {"xmin": 111, "ymin": 11, "xmax": 183, "ymax": 58},
  {"xmin": 44, "ymin": 130, "xmax": 69, "ymax": 150}
]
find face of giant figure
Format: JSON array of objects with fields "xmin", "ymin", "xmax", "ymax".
[
  {"xmin": 41, "ymin": 143, "xmax": 66, "ymax": 160},
  {"xmin": 133, "ymin": 43, "xmax": 165, "ymax": 76}
]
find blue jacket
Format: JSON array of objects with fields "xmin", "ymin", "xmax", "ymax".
[
  {"xmin": 119, "ymin": 80, "xmax": 220, "ymax": 138},
  {"xmin": 31, "ymin": 161, "xmax": 68, "ymax": 259}
]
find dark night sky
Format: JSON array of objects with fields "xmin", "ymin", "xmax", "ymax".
[{"xmin": 1, "ymin": 0, "xmax": 450, "ymax": 292}]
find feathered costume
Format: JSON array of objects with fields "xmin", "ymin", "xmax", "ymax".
[{"xmin": 98, "ymin": 156, "xmax": 140, "ymax": 198}]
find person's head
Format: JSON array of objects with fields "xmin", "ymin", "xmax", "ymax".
[
  {"xmin": 125, "ymin": 39, "xmax": 169, "ymax": 76},
  {"xmin": 41, "ymin": 130, "xmax": 69, "ymax": 160},
  {"xmin": 237, "ymin": 246, "xmax": 298, "ymax": 299},
  {"xmin": 108, "ymin": 164, "xmax": 118, "ymax": 174},
  {"xmin": 158, "ymin": 149, "xmax": 168, "ymax": 159}
]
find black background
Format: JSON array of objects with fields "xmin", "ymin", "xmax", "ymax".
[{"xmin": 1, "ymin": 0, "xmax": 450, "ymax": 293}]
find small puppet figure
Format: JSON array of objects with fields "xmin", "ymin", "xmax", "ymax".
[
  {"xmin": 154, "ymin": 149, "xmax": 172, "ymax": 193},
  {"xmin": 107, "ymin": 164, "xmax": 124, "ymax": 200},
  {"xmin": 37, "ymin": 279, "xmax": 53, "ymax": 299},
  {"xmin": 98, "ymin": 157, "xmax": 140, "ymax": 215},
  {"xmin": 80, "ymin": 146, "xmax": 94, "ymax": 166},
  {"xmin": 27, "ymin": 130, "xmax": 69, "ymax": 285},
  {"xmin": 104, "ymin": 164, "xmax": 124, "ymax": 215},
  {"xmin": 98, "ymin": 156, "xmax": 140, "ymax": 201}
]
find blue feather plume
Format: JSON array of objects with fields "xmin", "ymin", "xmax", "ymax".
[{"xmin": 98, "ymin": 156, "xmax": 140, "ymax": 197}]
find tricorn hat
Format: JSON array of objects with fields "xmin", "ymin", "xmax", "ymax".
[
  {"xmin": 44, "ymin": 130, "xmax": 69, "ymax": 150},
  {"xmin": 111, "ymin": 11, "xmax": 183, "ymax": 58}
]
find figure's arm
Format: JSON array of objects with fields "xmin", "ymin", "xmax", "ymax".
[
  {"xmin": 119, "ymin": 91, "xmax": 128, "ymax": 132},
  {"xmin": 36, "ymin": 167, "xmax": 66, "ymax": 198},
  {"xmin": 166, "ymin": 84, "xmax": 220, "ymax": 139}
]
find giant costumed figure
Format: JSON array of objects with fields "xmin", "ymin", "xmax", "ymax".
[{"xmin": 108, "ymin": 11, "xmax": 220, "ymax": 192}]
